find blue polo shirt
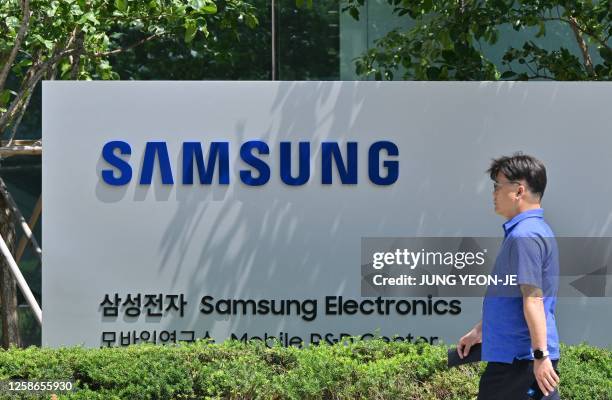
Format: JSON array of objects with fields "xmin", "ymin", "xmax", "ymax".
[{"xmin": 482, "ymin": 208, "xmax": 560, "ymax": 363}]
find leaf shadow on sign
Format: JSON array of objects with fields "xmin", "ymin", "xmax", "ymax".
[
  {"xmin": 154, "ymin": 82, "xmax": 396, "ymax": 338},
  {"xmin": 149, "ymin": 82, "xmax": 513, "ymax": 341},
  {"xmin": 129, "ymin": 81, "xmax": 612, "ymax": 345},
  {"xmin": 72, "ymin": 82, "xmax": 612, "ymax": 348}
]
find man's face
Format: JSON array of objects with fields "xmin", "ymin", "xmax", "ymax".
[{"xmin": 492, "ymin": 172, "xmax": 521, "ymax": 218}]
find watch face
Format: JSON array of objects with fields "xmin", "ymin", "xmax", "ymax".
[{"xmin": 534, "ymin": 350, "xmax": 544, "ymax": 359}]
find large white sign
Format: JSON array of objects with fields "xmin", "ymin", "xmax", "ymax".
[{"xmin": 43, "ymin": 82, "xmax": 612, "ymax": 348}]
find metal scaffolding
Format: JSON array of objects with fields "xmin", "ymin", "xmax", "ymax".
[{"xmin": 0, "ymin": 139, "xmax": 42, "ymax": 326}]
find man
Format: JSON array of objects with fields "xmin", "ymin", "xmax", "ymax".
[{"xmin": 457, "ymin": 153, "xmax": 560, "ymax": 400}]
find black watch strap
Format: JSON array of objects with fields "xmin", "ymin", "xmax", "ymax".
[{"xmin": 533, "ymin": 349, "xmax": 550, "ymax": 359}]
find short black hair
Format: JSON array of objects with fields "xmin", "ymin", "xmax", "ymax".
[{"xmin": 487, "ymin": 152, "xmax": 547, "ymax": 199}]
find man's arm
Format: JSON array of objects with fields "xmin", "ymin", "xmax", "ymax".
[
  {"xmin": 521, "ymin": 284, "xmax": 559, "ymax": 397},
  {"xmin": 457, "ymin": 320, "xmax": 482, "ymax": 359}
]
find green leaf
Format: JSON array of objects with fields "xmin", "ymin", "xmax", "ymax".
[
  {"xmin": 500, "ymin": 71, "xmax": 516, "ymax": 79},
  {"xmin": 77, "ymin": 11, "xmax": 95, "ymax": 25},
  {"xmin": 439, "ymin": 31, "xmax": 453, "ymax": 50},
  {"xmin": 197, "ymin": 19, "xmax": 209, "ymax": 37},
  {"xmin": 349, "ymin": 7, "xmax": 360, "ymax": 21},
  {"xmin": 489, "ymin": 30, "xmax": 498, "ymax": 45},
  {"xmin": 87, "ymin": 13, "xmax": 100, "ymax": 24},
  {"xmin": 60, "ymin": 61, "xmax": 72, "ymax": 77},
  {"xmin": 599, "ymin": 47, "xmax": 612, "ymax": 63},
  {"xmin": 98, "ymin": 60, "xmax": 112, "ymax": 70},
  {"xmin": 0, "ymin": 90, "xmax": 12, "ymax": 107},
  {"xmin": 296, "ymin": 0, "xmax": 313, "ymax": 8},
  {"xmin": 5, "ymin": 16, "xmax": 20, "ymax": 29},
  {"xmin": 200, "ymin": 3, "xmax": 217, "ymax": 14},
  {"xmin": 46, "ymin": 8, "xmax": 56, "ymax": 18},
  {"xmin": 114, "ymin": 0, "xmax": 128, "ymax": 12},
  {"xmin": 33, "ymin": 34, "xmax": 54, "ymax": 50},
  {"xmin": 441, "ymin": 50, "xmax": 456, "ymax": 63},
  {"xmin": 244, "ymin": 14, "xmax": 258, "ymax": 29},
  {"xmin": 11, "ymin": 58, "xmax": 32, "ymax": 76},
  {"xmin": 200, "ymin": 24, "xmax": 209, "ymax": 38},
  {"xmin": 536, "ymin": 21, "xmax": 546, "ymax": 38},
  {"xmin": 426, "ymin": 66, "xmax": 440, "ymax": 79},
  {"xmin": 439, "ymin": 66, "xmax": 449, "ymax": 79},
  {"xmin": 190, "ymin": 0, "xmax": 217, "ymax": 13},
  {"xmin": 184, "ymin": 18, "xmax": 197, "ymax": 43}
]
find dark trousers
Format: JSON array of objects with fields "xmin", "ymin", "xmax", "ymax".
[{"xmin": 477, "ymin": 358, "xmax": 560, "ymax": 400}]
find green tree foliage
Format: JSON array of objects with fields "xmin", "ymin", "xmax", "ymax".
[
  {"xmin": 0, "ymin": 0, "xmax": 258, "ymax": 138},
  {"xmin": 110, "ymin": 0, "xmax": 339, "ymax": 80},
  {"xmin": 343, "ymin": 0, "xmax": 611, "ymax": 80}
]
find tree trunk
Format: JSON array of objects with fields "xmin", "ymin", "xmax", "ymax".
[
  {"xmin": 0, "ymin": 191, "xmax": 20, "ymax": 349},
  {"xmin": 568, "ymin": 17, "xmax": 595, "ymax": 77}
]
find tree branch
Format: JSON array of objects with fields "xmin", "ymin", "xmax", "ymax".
[
  {"xmin": 0, "ymin": 27, "xmax": 168, "ymax": 136},
  {"xmin": 5, "ymin": 42, "xmax": 64, "ymax": 144},
  {"xmin": 0, "ymin": 26, "xmax": 169, "ymax": 135},
  {"xmin": 0, "ymin": 47, "xmax": 78, "ymax": 134},
  {"xmin": 542, "ymin": 17, "xmax": 611, "ymax": 52},
  {"xmin": 0, "ymin": 0, "xmax": 32, "ymax": 94},
  {"xmin": 527, "ymin": 73, "xmax": 555, "ymax": 80},
  {"xmin": 92, "ymin": 32, "xmax": 166, "ymax": 57},
  {"xmin": 568, "ymin": 16, "xmax": 595, "ymax": 76},
  {"xmin": 70, "ymin": 29, "xmax": 85, "ymax": 80},
  {"xmin": 5, "ymin": 88, "xmax": 33, "ymax": 146},
  {"xmin": 524, "ymin": 59, "xmax": 538, "ymax": 77}
]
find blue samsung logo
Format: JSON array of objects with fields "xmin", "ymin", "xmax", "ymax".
[{"xmin": 101, "ymin": 140, "xmax": 399, "ymax": 186}]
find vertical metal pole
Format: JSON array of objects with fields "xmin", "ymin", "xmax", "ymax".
[
  {"xmin": 0, "ymin": 233, "xmax": 42, "ymax": 325},
  {"xmin": 271, "ymin": 0, "xmax": 276, "ymax": 80}
]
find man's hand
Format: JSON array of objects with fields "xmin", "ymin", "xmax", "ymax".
[
  {"xmin": 457, "ymin": 321, "xmax": 482, "ymax": 359},
  {"xmin": 534, "ymin": 357, "xmax": 559, "ymax": 397}
]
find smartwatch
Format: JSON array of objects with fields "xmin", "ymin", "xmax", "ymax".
[{"xmin": 533, "ymin": 349, "xmax": 550, "ymax": 360}]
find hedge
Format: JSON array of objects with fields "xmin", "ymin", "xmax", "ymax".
[{"xmin": 0, "ymin": 340, "xmax": 609, "ymax": 399}]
